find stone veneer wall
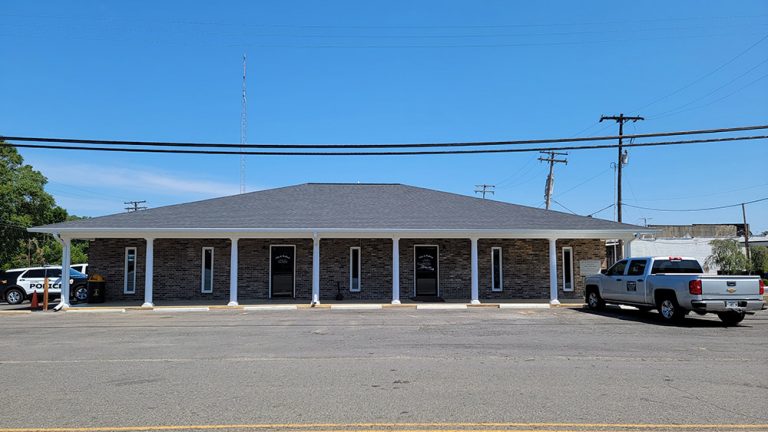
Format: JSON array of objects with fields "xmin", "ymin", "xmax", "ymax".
[
  {"xmin": 477, "ymin": 238, "xmax": 604, "ymax": 300},
  {"xmin": 89, "ymin": 237, "xmax": 604, "ymax": 303}
]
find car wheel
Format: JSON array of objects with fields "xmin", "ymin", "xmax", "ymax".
[
  {"xmin": 717, "ymin": 311, "xmax": 745, "ymax": 326},
  {"xmin": 73, "ymin": 285, "xmax": 89, "ymax": 303},
  {"xmin": 657, "ymin": 295, "xmax": 686, "ymax": 323},
  {"xmin": 5, "ymin": 288, "xmax": 25, "ymax": 305},
  {"xmin": 586, "ymin": 288, "xmax": 605, "ymax": 310}
]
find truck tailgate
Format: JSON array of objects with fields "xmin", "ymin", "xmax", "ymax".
[{"xmin": 699, "ymin": 276, "xmax": 761, "ymax": 297}]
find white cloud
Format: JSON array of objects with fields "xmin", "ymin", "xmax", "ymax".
[{"xmin": 38, "ymin": 162, "xmax": 241, "ymax": 197}]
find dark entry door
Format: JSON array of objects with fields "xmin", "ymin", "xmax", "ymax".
[
  {"xmin": 415, "ymin": 246, "xmax": 439, "ymax": 296},
  {"xmin": 271, "ymin": 246, "xmax": 295, "ymax": 298}
]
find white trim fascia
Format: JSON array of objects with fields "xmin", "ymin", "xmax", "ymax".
[{"xmin": 30, "ymin": 227, "xmax": 646, "ymax": 241}]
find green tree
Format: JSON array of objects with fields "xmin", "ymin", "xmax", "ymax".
[
  {"xmin": 750, "ymin": 245, "xmax": 768, "ymax": 275},
  {"xmin": 0, "ymin": 142, "xmax": 73, "ymax": 269},
  {"xmin": 705, "ymin": 239, "xmax": 748, "ymax": 274}
]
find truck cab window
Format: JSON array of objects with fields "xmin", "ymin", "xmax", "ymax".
[
  {"xmin": 606, "ymin": 260, "xmax": 627, "ymax": 276},
  {"xmin": 627, "ymin": 260, "xmax": 647, "ymax": 276}
]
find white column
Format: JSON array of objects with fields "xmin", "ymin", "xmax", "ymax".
[
  {"xmin": 228, "ymin": 238, "xmax": 239, "ymax": 306},
  {"xmin": 142, "ymin": 238, "xmax": 154, "ymax": 308},
  {"xmin": 549, "ymin": 238, "xmax": 560, "ymax": 306},
  {"xmin": 312, "ymin": 234, "xmax": 320, "ymax": 305},
  {"xmin": 391, "ymin": 237, "xmax": 400, "ymax": 304},
  {"xmin": 470, "ymin": 238, "xmax": 480, "ymax": 304},
  {"xmin": 623, "ymin": 238, "xmax": 633, "ymax": 259},
  {"xmin": 60, "ymin": 237, "xmax": 71, "ymax": 309}
]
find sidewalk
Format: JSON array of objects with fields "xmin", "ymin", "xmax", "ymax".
[{"xmin": 0, "ymin": 298, "xmax": 586, "ymax": 314}]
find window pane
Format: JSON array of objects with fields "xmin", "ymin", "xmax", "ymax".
[
  {"xmin": 563, "ymin": 249, "xmax": 572, "ymax": 289},
  {"xmin": 492, "ymin": 249, "xmax": 501, "ymax": 290},
  {"xmin": 350, "ymin": 248, "xmax": 360, "ymax": 291},
  {"xmin": 627, "ymin": 260, "xmax": 647, "ymax": 276},
  {"xmin": 203, "ymin": 249, "xmax": 213, "ymax": 292},
  {"xmin": 126, "ymin": 249, "xmax": 136, "ymax": 293},
  {"xmin": 25, "ymin": 269, "xmax": 46, "ymax": 278}
]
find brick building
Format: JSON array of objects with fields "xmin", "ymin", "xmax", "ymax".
[{"xmin": 30, "ymin": 184, "xmax": 644, "ymax": 306}]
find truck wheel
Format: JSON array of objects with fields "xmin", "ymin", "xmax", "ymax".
[
  {"xmin": 657, "ymin": 295, "xmax": 686, "ymax": 323},
  {"xmin": 586, "ymin": 289, "xmax": 605, "ymax": 310},
  {"xmin": 73, "ymin": 285, "xmax": 89, "ymax": 303},
  {"xmin": 717, "ymin": 311, "xmax": 745, "ymax": 326},
  {"xmin": 5, "ymin": 288, "xmax": 25, "ymax": 305}
]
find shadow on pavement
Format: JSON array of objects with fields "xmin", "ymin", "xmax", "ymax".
[{"xmin": 573, "ymin": 305, "xmax": 747, "ymax": 328}]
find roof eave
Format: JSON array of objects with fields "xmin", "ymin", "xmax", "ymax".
[{"xmin": 28, "ymin": 227, "xmax": 647, "ymax": 241}]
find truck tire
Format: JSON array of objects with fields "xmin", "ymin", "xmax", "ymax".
[
  {"xmin": 717, "ymin": 311, "xmax": 745, "ymax": 326},
  {"xmin": 586, "ymin": 288, "xmax": 605, "ymax": 310},
  {"xmin": 5, "ymin": 288, "xmax": 25, "ymax": 305},
  {"xmin": 657, "ymin": 295, "xmax": 686, "ymax": 323}
]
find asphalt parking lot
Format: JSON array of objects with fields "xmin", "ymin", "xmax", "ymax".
[{"xmin": 0, "ymin": 307, "xmax": 766, "ymax": 432}]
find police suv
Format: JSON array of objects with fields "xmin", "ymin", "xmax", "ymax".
[{"xmin": 0, "ymin": 266, "xmax": 89, "ymax": 305}]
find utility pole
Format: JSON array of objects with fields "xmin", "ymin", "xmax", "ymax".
[
  {"xmin": 538, "ymin": 151, "xmax": 567, "ymax": 210},
  {"xmin": 240, "ymin": 54, "xmax": 248, "ymax": 194},
  {"xmin": 474, "ymin": 184, "xmax": 495, "ymax": 199},
  {"xmin": 639, "ymin": 217, "xmax": 652, "ymax": 227},
  {"xmin": 742, "ymin": 203, "xmax": 751, "ymax": 264},
  {"xmin": 599, "ymin": 114, "xmax": 644, "ymax": 223},
  {"xmin": 124, "ymin": 201, "xmax": 147, "ymax": 212}
]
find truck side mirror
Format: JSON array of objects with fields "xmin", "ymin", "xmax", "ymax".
[{"xmin": 600, "ymin": 269, "xmax": 607, "ymax": 275}]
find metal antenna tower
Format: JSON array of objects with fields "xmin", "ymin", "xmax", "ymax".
[{"xmin": 240, "ymin": 54, "xmax": 247, "ymax": 194}]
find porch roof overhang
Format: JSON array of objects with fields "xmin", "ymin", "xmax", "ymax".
[{"xmin": 27, "ymin": 226, "xmax": 646, "ymax": 241}]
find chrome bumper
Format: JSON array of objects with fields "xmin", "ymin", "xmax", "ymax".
[{"xmin": 691, "ymin": 299, "xmax": 766, "ymax": 313}]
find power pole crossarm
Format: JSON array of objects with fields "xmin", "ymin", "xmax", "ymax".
[
  {"xmin": 474, "ymin": 184, "xmax": 495, "ymax": 199},
  {"xmin": 538, "ymin": 151, "xmax": 567, "ymax": 210}
]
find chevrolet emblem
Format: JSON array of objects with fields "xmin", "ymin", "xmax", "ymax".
[{"xmin": 727, "ymin": 287, "xmax": 736, "ymax": 294}]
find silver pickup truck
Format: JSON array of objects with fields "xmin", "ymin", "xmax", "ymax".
[{"xmin": 585, "ymin": 256, "xmax": 765, "ymax": 325}]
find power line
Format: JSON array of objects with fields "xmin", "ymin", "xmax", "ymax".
[
  {"xmin": 635, "ymin": 32, "xmax": 768, "ymax": 112},
  {"xmin": 624, "ymin": 197, "xmax": 768, "ymax": 212},
  {"xmin": 4, "ymin": 134, "xmax": 767, "ymax": 156},
  {"xmin": 3, "ymin": 124, "xmax": 766, "ymax": 149}
]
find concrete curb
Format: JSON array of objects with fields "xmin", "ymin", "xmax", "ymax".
[
  {"xmin": 152, "ymin": 307, "xmax": 210, "ymax": 313},
  {"xmin": 244, "ymin": 305, "xmax": 298, "ymax": 311},
  {"xmin": 416, "ymin": 304, "xmax": 468, "ymax": 310},
  {"xmin": 330, "ymin": 304, "xmax": 383, "ymax": 310},
  {"xmin": 66, "ymin": 308, "xmax": 126, "ymax": 313},
  {"xmin": 499, "ymin": 303, "xmax": 550, "ymax": 309},
  {"xmin": 25, "ymin": 302, "xmax": 574, "ymax": 314}
]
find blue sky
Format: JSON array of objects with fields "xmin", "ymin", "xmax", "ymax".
[{"xmin": 1, "ymin": 1, "xmax": 767, "ymax": 233}]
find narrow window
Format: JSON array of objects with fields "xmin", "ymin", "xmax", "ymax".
[
  {"xmin": 349, "ymin": 247, "xmax": 361, "ymax": 292},
  {"xmin": 124, "ymin": 247, "xmax": 136, "ymax": 294},
  {"xmin": 562, "ymin": 247, "xmax": 574, "ymax": 292},
  {"xmin": 201, "ymin": 247, "xmax": 214, "ymax": 293},
  {"xmin": 491, "ymin": 247, "xmax": 503, "ymax": 292}
]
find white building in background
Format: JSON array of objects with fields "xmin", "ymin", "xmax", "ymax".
[{"xmin": 630, "ymin": 237, "xmax": 721, "ymax": 274}]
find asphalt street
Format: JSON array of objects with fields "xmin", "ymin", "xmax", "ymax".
[{"xmin": 1, "ymin": 307, "xmax": 767, "ymax": 432}]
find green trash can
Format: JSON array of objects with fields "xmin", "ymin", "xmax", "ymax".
[{"xmin": 87, "ymin": 275, "xmax": 106, "ymax": 303}]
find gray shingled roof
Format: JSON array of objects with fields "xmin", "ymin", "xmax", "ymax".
[{"xmin": 33, "ymin": 183, "xmax": 642, "ymax": 232}]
